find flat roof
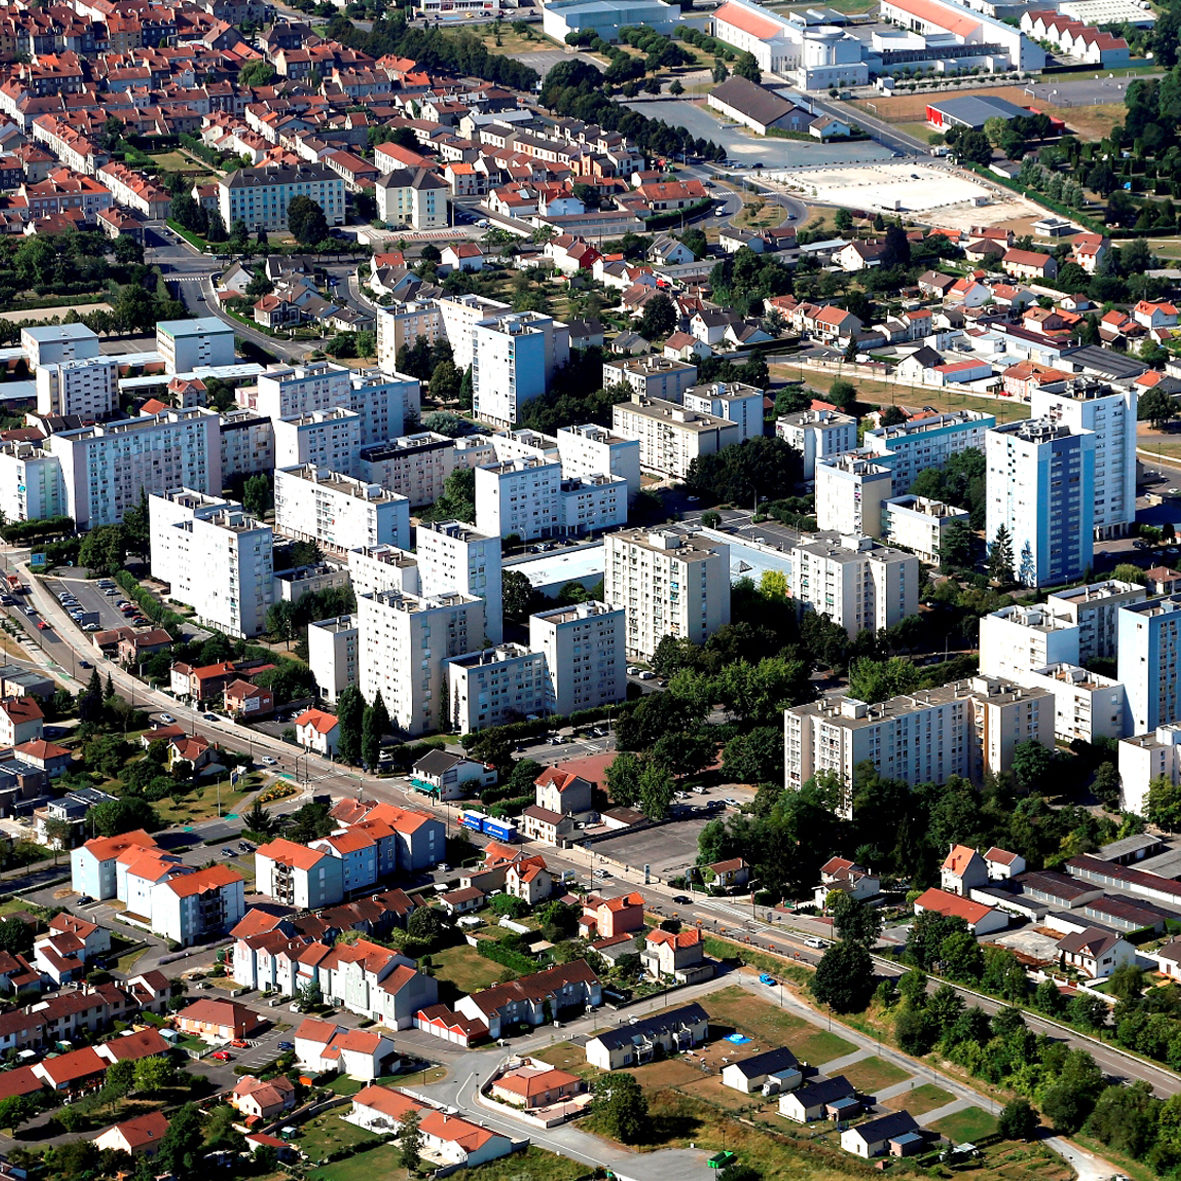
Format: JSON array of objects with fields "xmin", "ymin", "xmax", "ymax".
[
  {"xmin": 506, "ymin": 542, "xmax": 604, "ymax": 591},
  {"xmin": 157, "ymin": 317, "xmax": 233, "ymax": 338}
]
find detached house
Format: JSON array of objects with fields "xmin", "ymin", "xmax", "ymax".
[
  {"xmin": 940, "ymin": 844, "xmax": 988, "ymax": 895},
  {"xmin": 1002, "ymin": 248, "xmax": 1058, "ymax": 280},
  {"xmin": 230, "ymin": 1074, "xmax": 296, "ymax": 1121},
  {"xmin": 293, "ymin": 1017, "xmax": 397, "ymax": 1080},
  {"xmin": 1071, "ymin": 232, "xmax": 1109, "ymax": 274},
  {"xmin": 454, "ymin": 959, "xmax": 601, "ymax": 1041},
  {"xmin": 1057, "ymin": 927, "xmax": 1135, "ymax": 978},
  {"xmin": 534, "ymin": 768, "xmax": 593, "ymax": 816}
]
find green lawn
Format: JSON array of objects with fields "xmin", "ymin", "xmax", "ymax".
[
  {"xmin": 930, "ymin": 1105, "xmax": 999, "ymax": 1142},
  {"xmin": 309, "ymin": 1144, "xmax": 399, "ymax": 1181},
  {"xmin": 430, "ymin": 943, "xmax": 516, "ymax": 997},
  {"xmin": 882, "ymin": 1082, "xmax": 954, "ymax": 1117},
  {"xmin": 293, "ymin": 1109, "xmax": 379, "ymax": 1163},
  {"xmin": 703, "ymin": 987, "xmax": 855, "ymax": 1067},
  {"xmin": 311, "ymin": 1144, "xmax": 588, "ymax": 1181},
  {"xmin": 535, "ymin": 1041, "xmax": 600, "ymax": 1082},
  {"xmin": 839, "ymin": 1056, "xmax": 911, "ymax": 1094}
]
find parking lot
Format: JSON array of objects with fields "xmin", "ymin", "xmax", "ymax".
[
  {"xmin": 42, "ymin": 572, "xmax": 211, "ymax": 646},
  {"xmin": 591, "ymin": 808, "xmax": 718, "ymax": 880},
  {"xmin": 230, "ymin": 1022, "xmax": 294, "ymax": 1072}
]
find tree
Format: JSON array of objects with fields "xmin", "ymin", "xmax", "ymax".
[
  {"xmin": 593, "ymin": 1072, "xmax": 649, "ymax": 1143},
  {"xmin": 398, "ymin": 1109, "xmax": 421, "ymax": 1171},
  {"xmin": 406, "ymin": 905, "xmax": 445, "ymax": 949},
  {"xmin": 336, "ymin": 685, "xmax": 364, "ymax": 764},
  {"xmin": 361, "ymin": 691, "xmax": 390, "ymax": 769},
  {"xmin": 287, "ymin": 195, "xmax": 329, "ymax": 246},
  {"xmin": 638, "ymin": 292, "xmax": 676, "ymax": 341},
  {"xmin": 828, "ymin": 379, "xmax": 857, "ymax": 412},
  {"xmin": 133, "ymin": 1055, "xmax": 175, "ymax": 1093},
  {"xmin": 266, "ymin": 601, "xmax": 298, "ymax": 649},
  {"xmin": 287, "ymin": 801, "xmax": 334, "ymax": 843},
  {"xmin": 243, "ymin": 800, "xmax": 276, "ymax": 837},
  {"xmin": 1011, "ymin": 739, "xmax": 1053, "ymax": 794},
  {"xmin": 502, "ymin": 569, "xmax": 538, "ymax": 624},
  {"xmin": 1147, "ymin": 774, "xmax": 1181, "ymax": 829},
  {"xmin": 828, "ymin": 893, "xmax": 882, "ymax": 948},
  {"xmin": 43, "ymin": 817, "xmax": 72, "ymax": 860},
  {"xmin": 295, "ymin": 979, "xmax": 323, "ymax": 1011},
  {"xmin": 638, "ymin": 760, "xmax": 674, "ymax": 820},
  {"xmin": 1140, "ymin": 386, "xmax": 1175, "ymax": 430},
  {"xmin": 430, "ymin": 359, "xmax": 461, "ymax": 401},
  {"xmin": 881, "ymin": 223, "xmax": 911, "ymax": 270},
  {"xmin": 0, "ymin": 1095, "xmax": 32, "ymax": 1132},
  {"xmin": 158, "ymin": 1102, "xmax": 204, "ymax": 1180},
  {"xmin": 987, "ymin": 524, "xmax": 1014, "ymax": 584},
  {"xmin": 1092, "ymin": 761, "xmax": 1121, "ymax": 809},
  {"xmin": 606, "ymin": 750, "xmax": 642, "ymax": 807},
  {"xmin": 79, "ymin": 524, "xmax": 128, "ymax": 576},
  {"xmin": 940, "ymin": 519, "xmax": 974, "ymax": 573},
  {"xmin": 998, "ymin": 1099, "xmax": 1038, "ymax": 1141},
  {"xmin": 90, "ymin": 797, "xmax": 158, "ymax": 838},
  {"xmin": 834, "ymin": 207, "xmax": 853, "ymax": 234},
  {"xmin": 539, "ymin": 899, "xmax": 578, "ymax": 942},
  {"xmin": 951, "ymin": 129, "xmax": 993, "ymax": 166},
  {"xmin": 123, "ymin": 488, "xmax": 151, "ymax": 559},
  {"xmin": 238, "ymin": 59, "xmax": 276, "ymax": 87},
  {"xmin": 243, "ymin": 473, "xmax": 272, "ymax": 519},
  {"xmin": 983, "ymin": 116, "xmax": 1009, "ymax": 147},
  {"xmin": 733, "ymin": 51, "xmax": 761, "ymax": 83},
  {"xmin": 811, "ymin": 940, "xmax": 874, "ymax": 1013},
  {"xmin": 669, "ymin": 78, "xmax": 684, "ymax": 95}
]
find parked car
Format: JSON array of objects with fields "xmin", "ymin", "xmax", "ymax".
[
  {"xmin": 210, "ymin": 1050, "xmax": 233, "ymax": 1062},
  {"xmin": 229, "ymin": 1039, "xmax": 249, "ymax": 1049},
  {"xmin": 261, "ymin": 756, "xmax": 278, "ymax": 766},
  {"xmin": 277, "ymin": 1040, "xmax": 294, "ymax": 1051}
]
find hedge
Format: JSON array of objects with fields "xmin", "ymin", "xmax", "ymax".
[
  {"xmin": 476, "ymin": 940, "xmax": 537, "ymax": 975},
  {"xmin": 0, "ymin": 516, "xmax": 75, "ymax": 544},
  {"xmin": 643, "ymin": 197, "xmax": 714, "ymax": 232},
  {"xmin": 115, "ymin": 570, "xmax": 189, "ymax": 635}
]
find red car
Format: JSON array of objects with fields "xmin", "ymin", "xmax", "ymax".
[
  {"xmin": 210, "ymin": 1050, "xmax": 233, "ymax": 1061},
  {"xmin": 229, "ymin": 1039, "xmax": 249, "ymax": 1048}
]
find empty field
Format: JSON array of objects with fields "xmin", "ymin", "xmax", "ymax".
[
  {"xmin": 930, "ymin": 1105, "xmax": 1000, "ymax": 1142},
  {"xmin": 882, "ymin": 1081, "xmax": 955, "ymax": 1117},
  {"xmin": 840, "ymin": 1056, "xmax": 912, "ymax": 1094},
  {"xmin": 429, "ymin": 943, "xmax": 516, "ymax": 998},
  {"xmin": 704, "ymin": 987, "xmax": 855, "ymax": 1066}
]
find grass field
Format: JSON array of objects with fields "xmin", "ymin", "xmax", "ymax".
[
  {"xmin": 309, "ymin": 1144, "xmax": 400, "ymax": 1181},
  {"xmin": 294, "ymin": 1109, "xmax": 378, "ymax": 1163},
  {"xmin": 430, "ymin": 943, "xmax": 516, "ymax": 998},
  {"xmin": 930, "ymin": 1105, "xmax": 998, "ymax": 1141},
  {"xmin": 704, "ymin": 986, "xmax": 855, "ymax": 1066},
  {"xmin": 882, "ymin": 1081, "xmax": 954, "ymax": 1117},
  {"xmin": 153, "ymin": 778, "xmax": 256, "ymax": 827},
  {"xmin": 536, "ymin": 1041, "xmax": 601, "ymax": 1081},
  {"xmin": 840, "ymin": 1055, "xmax": 911, "ymax": 1094},
  {"xmin": 465, "ymin": 1148, "xmax": 590, "ymax": 1180}
]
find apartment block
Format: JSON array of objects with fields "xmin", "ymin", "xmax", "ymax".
[
  {"xmin": 1021, "ymin": 662, "xmax": 1126, "ymax": 744},
  {"xmin": 786, "ymin": 534, "xmax": 919, "ymax": 638},
  {"xmin": 254, "ymin": 838, "xmax": 344, "ymax": 909},
  {"xmin": 978, "ymin": 603, "xmax": 1082, "ymax": 683},
  {"xmin": 218, "ymin": 410, "xmax": 276, "ymax": 481},
  {"xmin": 862, "ymin": 410, "xmax": 995, "ymax": 495},
  {"xmin": 417, "ymin": 521, "xmax": 504, "ymax": 645},
  {"xmin": 274, "ymin": 465, "xmax": 410, "ymax": 554},
  {"xmin": 1045, "ymin": 579, "xmax": 1145, "ymax": 663},
  {"xmin": 1030, "ymin": 379, "xmax": 1136, "ymax": 538},
  {"xmin": 682, "ymin": 382, "xmax": 763, "ymax": 442},
  {"xmin": 985, "ymin": 419, "xmax": 1095, "ymax": 588},
  {"xmin": 0, "ymin": 442, "xmax": 65, "ymax": 522},
  {"xmin": 1118, "ymin": 597, "xmax": 1181, "ymax": 734},
  {"xmin": 472, "ymin": 312, "xmax": 569, "ymax": 429},
  {"xmin": 375, "ymin": 301, "xmax": 443, "ymax": 375},
  {"xmin": 348, "ymin": 544, "xmax": 421, "ymax": 599},
  {"xmin": 444, "ymin": 643, "xmax": 549, "ymax": 733},
  {"xmin": 156, "ymin": 317, "xmax": 235, "ymax": 374},
  {"xmin": 21, "ymin": 323, "xmax": 99, "ymax": 369},
  {"xmin": 784, "ymin": 675, "xmax": 1053, "ymax": 814},
  {"xmin": 880, "ymin": 495, "xmax": 970, "ymax": 564},
  {"xmin": 815, "ymin": 452, "xmax": 893, "ymax": 538},
  {"xmin": 602, "ymin": 356, "xmax": 697, "ymax": 401},
  {"xmin": 35, "ymin": 356, "xmax": 117, "ymax": 419},
  {"xmin": 273, "ymin": 408, "xmax": 363, "ymax": 474},
  {"xmin": 529, "ymin": 600, "xmax": 626, "ymax": 717},
  {"xmin": 46, "ymin": 408, "xmax": 221, "ymax": 529},
  {"xmin": 308, "ymin": 615, "xmax": 358, "ymax": 705},
  {"xmin": 358, "ymin": 432, "xmax": 457, "ymax": 508},
  {"xmin": 357, "ymin": 589, "xmax": 485, "ymax": 736},
  {"xmin": 475, "ymin": 456, "xmax": 561, "ymax": 542},
  {"xmin": 218, "ymin": 162, "xmax": 345, "ymax": 234},
  {"xmin": 435, "ymin": 293, "xmax": 512, "ymax": 371},
  {"xmin": 1119, "ymin": 724, "xmax": 1181, "ymax": 815},
  {"xmin": 612, "ymin": 395, "xmax": 740, "ymax": 480},
  {"xmin": 556, "ymin": 424, "xmax": 641, "ymax": 502},
  {"xmin": 149, "ymin": 490, "xmax": 273, "ymax": 638},
  {"xmin": 776, "ymin": 408, "xmax": 858, "ymax": 480},
  {"xmin": 604, "ymin": 526, "xmax": 730, "ymax": 660}
]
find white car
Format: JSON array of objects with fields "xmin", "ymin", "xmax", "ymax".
[
  {"xmin": 157, "ymin": 713, "xmax": 175, "ymax": 725},
  {"xmin": 261, "ymin": 756, "xmax": 278, "ymax": 766}
]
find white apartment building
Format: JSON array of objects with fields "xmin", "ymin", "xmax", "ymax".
[
  {"xmin": 348, "ymin": 544, "xmax": 421, "ymax": 599},
  {"xmin": 218, "ymin": 163, "xmax": 345, "ymax": 234},
  {"xmin": 308, "ymin": 614, "xmax": 358, "ymax": 705},
  {"xmin": 787, "ymin": 534, "xmax": 919, "ymax": 638},
  {"xmin": 612, "ymin": 395, "xmax": 740, "ymax": 479},
  {"xmin": 435, "ymin": 293, "xmax": 511, "ymax": 371},
  {"xmin": 529, "ymin": 600, "xmax": 626, "ymax": 717},
  {"xmin": 375, "ymin": 166, "xmax": 449, "ymax": 229},
  {"xmin": 358, "ymin": 588, "xmax": 485, "ymax": 737},
  {"xmin": 985, "ymin": 418, "xmax": 1095, "ymax": 588},
  {"xmin": 358, "ymin": 432, "xmax": 458, "ymax": 508},
  {"xmin": 0, "ymin": 443, "xmax": 65, "ymax": 522},
  {"xmin": 274, "ymin": 465, "xmax": 410, "ymax": 554},
  {"xmin": 417, "ymin": 521, "xmax": 504, "ymax": 645},
  {"xmin": 46, "ymin": 408, "xmax": 222, "ymax": 529},
  {"xmin": 1118, "ymin": 597, "xmax": 1181, "ymax": 735},
  {"xmin": 978, "ymin": 603, "xmax": 1082, "ymax": 683},
  {"xmin": 881, "ymin": 495, "xmax": 970, "ymax": 564},
  {"xmin": 35, "ymin": 356, "xmax": 117, "ymax": 419},
  {"xmin": 602, "ymin": 356, "xmax": 697, "ymax": 401},
  {"xmin": 444, "ymin": 643, "xmax": 549, "ymax": 733},
  {"xmin": 149, "ymin": 490, "xmax": 274, "ymax": 638},
  {"xmin": 218, "ymin": 410, "xmax": 276, "ymax": 481},
  {"xmin": 556, "ymin": 424, "xmax": 641, "ymax": 502},
  {"xmin": 683, "ymin": 382, "xmax": 763, "ymax": 443},
  {"xmin": 1045, "ymin": 579, "xmax": 1146, "ymax": 663},
  {"xmin": 784, "ymin": 675, "xmax": 1053, "ymax": 814},
  {"xmin": 604, "ymin": 526, "xmax": 730, "ymax": 660},
  {"xmin": 1030, "ymin": 378, "xmax": 1136, "ymax": 538},
  {"xmin": 862, "ymin": 410, "xmax": 995, "ymax": 495},
  {"xmin": 1119, "ymin": 724, "xmax": 1181, "ymax": 815},
  {"xmin": 375, "ymin": 301, "xmax": 444, "ymax": 375},
  {"xmin": 776, "ymin": 408, "xmax": 858, "ymax": 481},
  {"xmin": 157, "ymin": 318, "xmax": 235, "ymax": 374},
  {"xmin": 472, "ymin": 312, "xmax": 569, "ymax": 429},
  {"xmin": 474, "ymin": 456, "xmax": 561, "ymax": 542},
  {"xmin": 273, "ymin": 408, "xmax": 363, "ymax": 474},
  {"xmin": 21, "ymin": 323, "xmax": 99, "ymax": 369},
  {"xmin": 1021, "ymin": 662, "xmax": 1126, "ymax": 744},
  {"xmin": 560, "ymin": 474, "xmax": 628, "ymax": 537},
  {"xmin": 815, "ymin": 452, "xmax": 894, "ymax": 538}
]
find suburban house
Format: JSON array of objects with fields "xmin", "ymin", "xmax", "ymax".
[
  {"xmin": 520, "ymin": 804, "xmax": 576, "ymax": 846},
  {"xmin": 490, "ymin": 1062, "xmax": 583, "ymax": 1109},
  {"xmin": 294, "ymin": 1018, "xmax": 397, "ymax": 1080},
  {"xmin": 984, "ymin": 847, "xmax": 1026, "ymax": 879},
  {"xmin": 642, "ymin": 927, "xmax": 709, "ymax": 982},
  {"xmin": 841, "ymin": 1110, "xmax": 925, "ymax": 1158},
  {"xmin": 815, "ymin": 856, "xmax": 880, "ymax": 906},
  {"xmin": 410, "ymin": 750, "xmax": 495, "ymax": 800},
  {"xmin": 1057, "ymin": 927, "xmax": 1136, "ymax": 979},
  {"xmin": 707, "ymin": 858, "xmax": 750, "ymax": 892},
  {"xmin": 294, "ymin": 709, "xmax": 340, "ymax": 757},
  {"xmin": 778, "ymin": 1075, "xmax": 859, "ymax": 1123},
  {"xmin": 505, "ymin": 857, "xmax": 553, "ymax": 906},
  {"xmin": 913, "ymin": 888, "xmax": 1007, "ymax": 936},
  {"xmin": 585, "ymin": 1002, "xmax": 709, "ymax": 1070},
  {"xmin": 230, "ymin": 1074, "xmax": 296, "ymax": 1121},
  {"xmin": 721, "ymin": 1047, "xmax": 801, "ymax": 1094},
  {"xmin": 940, "ymin": 844, "xmax": 989, "ymax": 895},
  {"xmin": 175, "ymin": 998, "xmax": 264, "ymax": 1043},
  {"xmin": 534, "ymin": 768, "xmax": 593, "ymax": 815},
  {"xmin": 580, "ymin": 892, "xmax": 644, "ymax": 940},
  {"xmin": 92, "ymin": 1111, "xmax": 170, "ymax": 1157},
  {"xmin": 454, "ymin": 960, "xmax": 601, "ymax": 1041}
]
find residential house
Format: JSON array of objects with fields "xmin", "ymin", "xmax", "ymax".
[
  {"xmin": 410, "ymin": 750, "xmax": 495, "ymax": 800},
  {"xmin": 175, "ymin": 998, "xmax": 263, "ymax": 1043},
  {"xmin": 230, "ymin": 1074, "xmax": 296, "ymax": 1121},
  {"xmin": 642, "ymin": 927, "xmax": 709, "ymax": 981},
  {"xmin": 580, "ymin": 891, "xmax": 644, "ymax": 940},
  {"xmin": 913, "ymin": 887, "xmax": 1007, "ymax": 935},
  {"xmin": 520, "ymin": 805, "xmax": 575, "ymax": 845},
  {"xmin": 0, "ymin": 698, "xmax": 42, "ymax": 746},
  {"xmin": 505, "ymin": 856, "xmax": 553, "ymax": 906},
  {"xmin": 534, "ymin": 767, "xmax": 593, "ymax": 815},
  {"xmin": 983, "ymin": 847, "xmax": 1026, "ymax": 879},
  {"xmin": 585, "ymin": 1002, "xmax": 709, "ymax": 1070},
  {"xmin": 707, "ymin": 858, "xmax": 750, "ymax": 892},
  {"xmin": 940, "ymin": 844, "xmax": 989, "ymax": 895},
  {"xmin": 1057, "ymin": 927, "xmax": 1136, "ymax": 978},
  {"xmin": 293, "ymin": 1018, "xmax": 397, "ymax": 1080},
  {"xmin": 491, "ymin": 1063, "xmax": 583, "ymax": 1109},
  {"xmin": 1002, "ymin": 248, "xmax": 1058, "ymax": 280},
  {"xmin": 841, "ymin": 1110, "xmax": 924, "ymax": 1158},
  {"xmin": 294, "ymin": 708, "xmax": 340, "ymax": 757},
  {"xmin": 721, "ymin": 1047, "xmax": 801, "ymax": 1094},
  {"xmin": 814, "ymin": 856, "xmax": 880, "ymax": 906},
  {"xmin": 92, "ymin": 1111, "xmax": 169, "ymax": 1157},
  {"xmin": 455, "ymin": 959, "xmax": 600, "ymax": 1041},
  {"xmin": 779, "ymin": 1075, "xmax": 858, "ymax": 1123}
]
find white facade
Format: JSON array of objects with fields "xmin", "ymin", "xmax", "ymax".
[
  {"xmin": 560, "ymin": 474, "xmax": 628, "ymax": 537},
  {"xmin": 157, "ymin": 318, "xmax": 235, "ymax": 375},
  {"xmin": 985, "ymin": 419, "xmax": 1095, "ymax": 588},
  {"xmin": 348, "ymin": 544, "xmax": 421, "ymax": 598},
  {"xmin": 1031, "ymin": 381, "xmax": 1136, "ymax": 539},
  {"xmin": 1022, "ymin": 662, "xmax": 1126, "ymax": 744},
  {"xmin": 274, "ymin": 465, "xmax": 410, "ymax": 553},
  {"xmin": 683, "ymin": 382, "xmax": 764, "ymax": 443},
  {"xmin": 445, "ymin": 643, "xmax": 550, "ymax": 733},
  {"xmin": 357, "ymin": 588, "xmax": 486, "ymax": 736},
  {"xmin": 218, "ymin": 163, "xmax": 345, "ymax": 234},
  {"xmin": 149, "ymin": 490, "xmax": 274, "ymax": 638},
  {"xmin": 417, "ymin": 521, "xmax": 504, "ymax": 645},
  {"xmin": 862, "ymin": 410, "xmax": 995, "ymax": 496},
  {"xmin": 604, "ymin": 526, "xmax": 730, "ymax": 660},
  {"xmin": 776, "ymin": 408, "xmax": 858, "ymax": 480},
  {"xmin": 308, "ymin": 614, "xmax": 358, "ymax": 705},
  {"xmin": 21, "ymin": 323, "xmax": 99, "ymax": 369},
  {"xmin": 273, "ymin": 408, "xmax": 363, "ymax": 474},
  {"xmin": 612, "ymin": 396, "xmax": 740, "ymax": 480},
  {"xmin": 815, "ymin": 453, "xmax": 894, "ymax": 539},
  {"xmin": 1118, "ymin": 597, "xmax": 1181, "ymax": 735},
  {"xmin": 46, "ymin": 409, "xmax": 222, "ymax": 529},
  {"xmin": 475, "ymin": 456, "xmax": 562, "ymax": 542},
  {"xmin": 472, "ymin": 312, "xmax": 569, "ymax": 430},
  {"xmin": 787, "ymin": 534, "xmax": 919, "ymax": 638},
  {"xmin": 0, "ymin": 442, "xmax": 65, "ymax": 522},
  {"xmin": 602, "ymin": 357, "xmax": 698, "ymax": 401},
  {"xmin": 556, "ymin": 424, "xmax": 642, "ymax": 503},
  {"xmin": 979, "ymin": 603, "xmax": 1082, "ymax": 683},
  {"xmin": 881, "ymin": 495, "xmax": 970, "ymax": 563},
  {"xmin": 1119, "ymin": 724, "xmax": 1181, "ymax": 816},
  {"xmin": 1045, "ymin": 580, "xmax": 1146, "ymax": 663},
  {"xmin": 375, "ymin": 167, "xmax": 449, "ymax": 230},
  {"xmin": 35, "ymin": 357, "xmax": 117, "ymax": 419},
  {"xmin": 529, "ymin": 601, "xmax": 627, "ymax": 717},
  {"xmin": 358, "ymin": 433, "xmax": 458, "ymax": 508}
]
